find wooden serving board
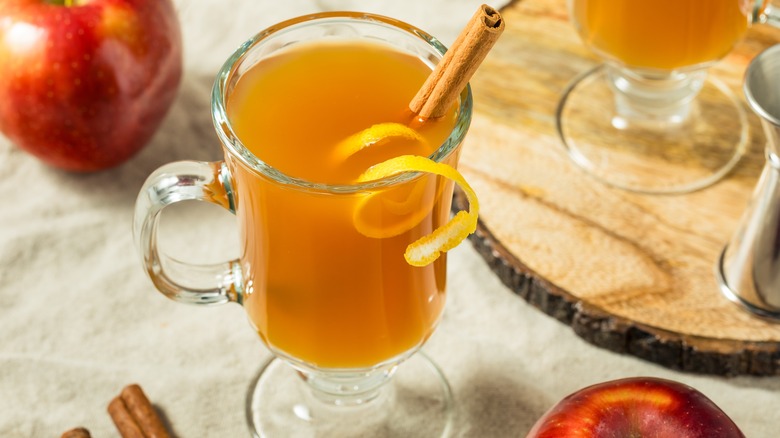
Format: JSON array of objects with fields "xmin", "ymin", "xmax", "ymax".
[{"xmin": 458, "ymin": 0, "xmax": 780, "ymax": 376}]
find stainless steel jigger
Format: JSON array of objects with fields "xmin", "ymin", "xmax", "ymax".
[{"xmin": 717, "ymin": 44, "xmax": 780, "ymax": 321}]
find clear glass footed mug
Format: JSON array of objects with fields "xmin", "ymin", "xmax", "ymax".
[
  {"xmin": 133, "ymin": 11, "xmax": 471, "ymax": 437},
  {"xmin": 558, "ymin": 0, "xmax": 780, "ymax": 194}
]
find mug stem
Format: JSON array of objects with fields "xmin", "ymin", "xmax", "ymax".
[
  {"xmin": 606, "ymin": 64, "xmax": 706, "ymax": 129},
  {"xmin": 300, "ymin": 362, "xmax": 400, "ymax": 407}
]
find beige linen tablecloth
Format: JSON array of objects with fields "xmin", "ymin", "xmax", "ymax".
[{"xmin": 2, "ymin": 1, "xmax": 779, "ymax": 437}]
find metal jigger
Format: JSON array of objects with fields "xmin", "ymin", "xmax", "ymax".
[{"xmin": 717, "ymin": 44, "xmax": 780, "ymax": 321}]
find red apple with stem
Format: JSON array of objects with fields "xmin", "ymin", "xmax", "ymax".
[
  {"xmin": 527, "ymin": 377, "xmax": 745, "ymax": 438},
  {"xmin": 0, "ymin": 0, "xmax": 182, "ymax": 171}
]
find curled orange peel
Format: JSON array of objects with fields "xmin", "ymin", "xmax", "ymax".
[
  {"xmin": 334, "ymin": 122, "xmax": 428, "ymax": 159},
  {"xmin": 358, "ymin": 155, "xmax": 479, "ymax": 267}
]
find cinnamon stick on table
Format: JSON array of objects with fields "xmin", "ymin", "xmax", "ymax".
[
  {"xmin": 60, "ymin": 427, "xmax": 92, "ymax": 438},
  {"xmin": 108, "ymin": 384, "xmax": 171, "ymax": 438},
  {"xmin": 409, "ymin": 4, "xmax": 505, "ymax": 119}
]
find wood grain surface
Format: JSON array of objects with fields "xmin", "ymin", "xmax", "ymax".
[{"xmin": 459, "ymin": 0, "xmax": 780, "ymax": 375}]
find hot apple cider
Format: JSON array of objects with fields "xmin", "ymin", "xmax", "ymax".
[{"xmin": 226, "ymin": 40, "xmax": 460, "ymax": 369}]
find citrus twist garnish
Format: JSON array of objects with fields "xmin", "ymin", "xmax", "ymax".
[
  {"xmin": 335, "ymin": 122, "xmax": 427, "ymax": 158},
  {"xmin": 353, "ymin": 175, "xmax": 437, "ymax": 239},
  {"xmin": 358, "ymin": 155, "xmax": 479, "ymax": 267}
]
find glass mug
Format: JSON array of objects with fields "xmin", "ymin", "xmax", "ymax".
[
  {"xmin": 558, "ymin": 0, "xmax": 779, "ymax": 194},
  {"xmin": 133, "ymin": 12, "xmax": 471, "ymax": 437}
]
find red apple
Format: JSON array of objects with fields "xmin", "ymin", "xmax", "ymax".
[
  {"xmin": 0, "ymin": 0, "xmax": 182, "ymax": 171},
  {"xmin": 527, "ymin": 377, "xmax": 745, "ymax": 438}
]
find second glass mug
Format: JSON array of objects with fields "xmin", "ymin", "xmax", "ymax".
[
  {"xmin": 133, "ymin": 12, "xmax": 472, "ymax": 438},
  {"xmin": 558, "ymin": 0, "xmax": 780, "ymax": 194}
]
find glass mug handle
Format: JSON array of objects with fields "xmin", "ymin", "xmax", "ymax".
[
  {"xmin": 755, "ymin": 1, "xmax": 780, "ymax": 25},
  {"xmin": 133, "ymin": 160, "xmax": 243, "ymax": 305}
]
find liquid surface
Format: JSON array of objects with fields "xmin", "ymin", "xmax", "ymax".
[{"xmin": 228, "ymin": 40, "xmax": 456, "ymax": 184}]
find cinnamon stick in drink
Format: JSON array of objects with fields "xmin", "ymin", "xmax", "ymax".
[{"xmin": 409, "ymin": 4, "xmax": 505, "ymax": 119}]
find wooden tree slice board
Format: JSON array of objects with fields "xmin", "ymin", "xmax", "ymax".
[{"xmin": 457, "ymin": 0, "xmax": 780, "ymax": 376}]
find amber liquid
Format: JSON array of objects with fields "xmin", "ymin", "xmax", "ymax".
[
  {"xmin": 572, "ymin": 0, "xmax": 749, "ymax": 70},
  {"xmin": 226, "ymin": 41, "xmax": 459, "ymax": 369}
]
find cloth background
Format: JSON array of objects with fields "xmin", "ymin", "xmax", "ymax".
[{"xmin": 1, "ymin": 0, "xmax": 779, "ymax": 437}]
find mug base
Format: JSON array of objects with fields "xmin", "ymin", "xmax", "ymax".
[
  {"xmin": 246, "ymin": 352, "xmax": 454, "ymax": 437},
  {"xmin": 556, "ymin": 65, "xmax": 749, "ymax": 194}
]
